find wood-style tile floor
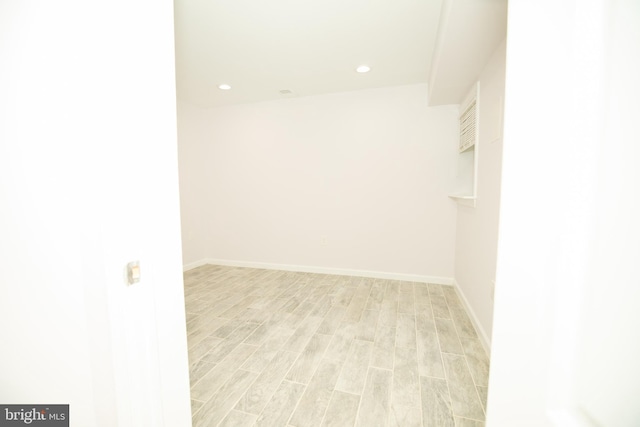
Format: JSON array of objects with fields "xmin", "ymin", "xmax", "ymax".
[{"xmin": 184, "ymin": 265, "xmax": 490, "ymax": 427}]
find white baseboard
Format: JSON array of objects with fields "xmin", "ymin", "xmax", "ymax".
[
  {"xmin": 184, "ymin": 260, "xmax": 491, "ymax": 352},
  {"xmin": 184, "ymin": 258, "xmax": 454, "ymax": 285},
  {"xmin": 453, "ymin": 279, "xmax": 491, "ymax": 355},
  {"xmin": 182, "ymin": 259, "xmax": 210, "ymax": 272}
]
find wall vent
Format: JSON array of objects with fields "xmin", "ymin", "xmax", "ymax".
[{"xmin": 459, "ymin": 83, "xmax": 479, "ymax": 152}]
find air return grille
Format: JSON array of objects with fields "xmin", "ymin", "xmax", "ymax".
[{"xmin": 459, "ymin": 97, "xmax": 477, "ymax": 152}]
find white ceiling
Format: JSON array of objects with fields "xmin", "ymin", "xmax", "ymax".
[
  {"xmin": 428, "ymin": 0, "xmax": 508, "ymax": 105},
  {"xmin": 173, "ymin": 0, "xmax": 507, "ymax": 108}
]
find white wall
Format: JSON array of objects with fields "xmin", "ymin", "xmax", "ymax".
[
  {"xmin": 487, "ymin": 0, "xmax": 640, "ymax": 425},
  {"xmin": 453, "ymin": 40, "xmax": 506, "ymax": 347},
  {"xmin": 0, "ymin": 1, "xmax": 191, "ymax": 426},
  {"xmin": 178, "ymin": 84, "xmax": 459, "ymax": 280},
  {"xmin": 177, "ymin": 100, "xmax": 208, "ymax": 266}
]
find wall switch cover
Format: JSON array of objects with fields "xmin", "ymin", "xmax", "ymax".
[{"xmin": 127, "ymin": 261, "xmax": 141, "ymax": 285}]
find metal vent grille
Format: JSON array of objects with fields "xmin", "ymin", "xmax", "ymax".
[{"xmin": 459, "ymin": 99, "xmax": 477, "ymax": 152}]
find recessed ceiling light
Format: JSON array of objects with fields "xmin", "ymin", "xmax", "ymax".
[
  {"xmin": 218, "ymin": 84, "xmax": 231, "ymax": 90},
  {"xmin": 356, "ymin": 65, "xmax": 371, "ymax": 73}
]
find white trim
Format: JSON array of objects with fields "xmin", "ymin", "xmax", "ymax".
[
  {"xmin": 182, "ymin": 259, "xmax": 209, "ymax": 272},
  {"xmin": 187, "ymin": 258, "xmax": 454, "ymax": 285},
  {"xmin": 548, "ymin": 409, "xmax": 599, "ymax": 427},
  {"xmin": 453, "ymin": 279, "xmax": 491, "ymax": 355},
  {"xmin": 448, "ymin": 194, "xmax": 477, "ymax": 207}
]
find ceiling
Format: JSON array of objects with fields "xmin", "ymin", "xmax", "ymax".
[
  {"xmin": 428, "ymin": 0, "xmax": 508, "ymax": 105},
  {"xmin": 174, "ymin": 0, "xmax": 507, "ymax": 108}
]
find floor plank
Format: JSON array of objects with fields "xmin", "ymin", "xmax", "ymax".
[{"xmin": 184, "ymin": 265, "xmax": 490, "ymax": 427}]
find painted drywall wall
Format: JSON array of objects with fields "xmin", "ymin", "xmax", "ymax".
[
  {"xmin": 487, "ymin": 0, "xmax": 640, "ymax": 425},
  {"xmin": 178, "ymin": 84, "xmax": 459, "ymax": 279},
  {"xmin": 453, "ymin": 40, "xmax": 506, "ymax": 347},
  {"xmin": 177, "ymin": 100, "xmax": 208, "ymax": 266},
  {"xmin": 0, "ymin": 1, "xmax": 191, "ymax": 426}
]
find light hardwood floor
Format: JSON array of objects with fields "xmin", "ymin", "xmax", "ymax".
[{"xmin": 184, "ymin": 265, "xmax": 489, "ymax": 427}]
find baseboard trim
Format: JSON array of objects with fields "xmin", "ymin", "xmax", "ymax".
[
  {"xmin": 182, "ymin": 259, "xmax": 210, "ymax": 272},
  {"xmin": 183, "ymin": 260, "xmax": 489, "ymax": 352},
  {"xmin": 453, "ymin": 279, "xmax": 491, "ymax": 355},
  {"xmin": 186, "ymin": 258, "xmax": 454, "ymax": 285}
]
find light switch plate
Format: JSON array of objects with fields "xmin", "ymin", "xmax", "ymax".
[{"xmin": 126, "ymin": 261, "xmax": 140, "ymax": 285}]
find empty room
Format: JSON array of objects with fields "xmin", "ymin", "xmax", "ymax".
[
  {"xmin": 176, "ymin": 0, "xmax": 505, "ymax": 425},
  {"xmin": 2, "ymin": 1, "xmax": 639, "ymax": 427}
]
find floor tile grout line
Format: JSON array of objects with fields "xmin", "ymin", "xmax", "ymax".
[
  {"xmin": 283, "ymin": 374, "xmax": 310, "ymax": 427},
  {"xmin": 284, "ymin": 325, "xmax": 333, "ymax": 386},
  {"xmin": 211, "ymin": 369, "xmax": 261, "ymax": 427},
  {"xmin": 386, "ymin": 287, "xmax": 400, "ymax": 426},
  {"xmin": 188, "ymin": 343, "xmax": 260, "ymax": 408},
  {"xmin": 442, "ymin": 287, "xmax": 486, "ymax": 422},
  {"xmin": 441, "ymin": 358, "xmax": 457, "ymax": 423},
  {"xmin": 465, "ymin": 352, "xmax": 488, "ymax": 417},
  {"xmin": 388, "ymin": 351, "xmax": 396, "ymax": 426},
  {"xmin": 428, "ymin": 283, "xmax": 457, "ymax": 422},
  {"xmin": 456, "ymin": 415, "xmax": 487, "ymax": 423},
  {"xmin": 353, "ymin": 366, "xmax": 375, "ymax": 427},
  {"xmin": 228, "ymin": 407, "xmax": 259, "ymax": 417},
  {"xmin": 412, "ymin": 282, "xmax": 426, "ymax": 427},
  {"xmin": 317, "ymin": 388, "xmax": 336, "ymax": 427},
  {"xmin": 186, "ymin": 266, "xmax": 489, "ymax": 426},
  {"xmin": 417, "ymin": 363, "xmax": 426, "ymax": 427},
  {"xmin": 188, "ymin": 361, "xmax": 218, "ymax": 391},
  {"xmin": 284, "ymin": 378, "xmax": 309, "ymax": 386}
]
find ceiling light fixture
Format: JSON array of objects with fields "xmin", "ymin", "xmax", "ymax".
[
  {"xmin": 218, "ymin": 84, "xmax": 231, "ymax": 90},
  {"xmin": 356, "ymin": 65, "xmax": 371, "ymax": 73}
]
